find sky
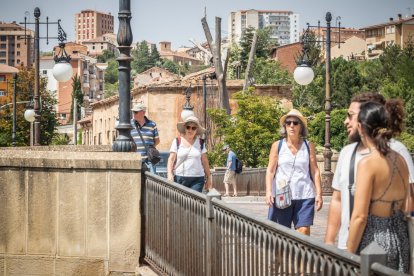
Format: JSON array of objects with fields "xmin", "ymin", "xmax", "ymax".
[{"xmin": 1, "ymin": 0, "xmax": 413, "ymax": 51}]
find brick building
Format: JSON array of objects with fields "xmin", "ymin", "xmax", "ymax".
[
  {"xmin": 0, "ymin": 22, "xmax": 34, "ymax": 67},
  {"xmin": 75, "ymin": 10, "xmax": 114, "ymax": 44}
]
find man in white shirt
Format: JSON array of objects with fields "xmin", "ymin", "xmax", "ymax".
[{"xmin": 325, "ymin": 92, "xmax": 414, "ymax": 249}]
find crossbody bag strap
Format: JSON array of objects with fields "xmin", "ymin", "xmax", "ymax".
[
  {"xmin": 134, "ymin": 121, "xmax": 150, "ymax": 156},
  {"xmin": 349, "ymin": 142, "xmax": 359, "ymax": 219}
]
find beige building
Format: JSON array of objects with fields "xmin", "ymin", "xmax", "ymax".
[
  {"xmin": 79, "ymin": 74, "xmax": 292, "ymax": 150},
  {"xmin": 133, "ymin": 66, "xmax": 180, "ymax": 88},
  {"xmin": 82, "ymin": 36, "xmax": 117, "ymax": 57},
  {"xmin": 331, "ymin": 36, "xmax": 366, "ymax": 60},
  {"xmin": 75, "ymin": 9, "xmax": 114, "ymax": 44},
  {"xmin": 159, "ymin": 41, "xmax": 204, "ymax": 68},
  {"xmin": 0, "ymin": 22, "xmax": 34, "ymax": 67},
  {"xmin": 361, "ymin": 14, "xmax": 414, "ymax": 59}
]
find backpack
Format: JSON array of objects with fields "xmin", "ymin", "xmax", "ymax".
[
  {"xmin": 235, "ymin": 158, "xmax": 243, "ymax": 174},
  {"xmin": 277, "ymin": 138, "xmax": 313, "ymax": 182}
]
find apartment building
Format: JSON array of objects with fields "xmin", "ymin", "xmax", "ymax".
[
  {"xmin": 361, "ymin": 14, "xmax": 414, "ymax": 59},
  {"xmin": 0, "ymin": 22, "xmax": 34, "ymax": 67},
  {"xmin": 228, "ymin": 9, "xmax": 300, "ymax": 45},
  {"xmin": 75, "ymin": 9, "xmax": 114, "ymax": 44},
  {"xmin": 0, "ymin": 64, "xmax": 18, "ymax": 98},
  {"xmin": 82, "ymin": 36, "xmax": 117, "ymax": 57}
]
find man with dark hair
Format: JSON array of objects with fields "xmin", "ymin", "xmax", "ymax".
[{"xmin": 325, "ymin": 92, "xmax": 414, "ymax": 249}]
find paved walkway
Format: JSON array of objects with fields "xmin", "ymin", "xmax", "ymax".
[{"xmin": 222, "ymin": 196, "xmax": 331, "ymax": 242}]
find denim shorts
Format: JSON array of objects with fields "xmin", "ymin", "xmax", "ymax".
[
  {"xmin": 268, "ymin": 198, "xmax": 315, "ymax": 229},
  {"xmin": 174, "ymin": 175, "xmax": 205, "ymax": 193}
]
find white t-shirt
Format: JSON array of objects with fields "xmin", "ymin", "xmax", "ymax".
[
  {"xmin": 332, "ymin": 139, "xmax": 414, "ymax": 249},
  {"xmin": 272, "ymin": 140, "xmax": 315, "ymax": 199},
  {"xmin": 169, "ymin": 137, "xmax": 207, "ymax": 177}
]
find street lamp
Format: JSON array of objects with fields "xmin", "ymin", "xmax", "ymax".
[
  {"xmin": 21, "ymin": 8, "xmax": 72, "ymax": 146},
  {"xmin": 293, "ymin": 12, "xmax": 342, "ymax": 194},
  {"xmin": 181, "ymin": 85, "xmax": 194, "ymax": 121},
  {"xmin": 24, "ymin": 102, "xmax": 35, "ymax": 147},
  {"xmin": 112, "ymin": 0, "xmax": 137, "ymax": 152}
]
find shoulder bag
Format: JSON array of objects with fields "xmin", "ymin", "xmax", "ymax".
[{"xmin": 134, "ymin": 121, "xmax": 160, "ymax": 165}]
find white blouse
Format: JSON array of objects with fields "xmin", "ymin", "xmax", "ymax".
[
  {"xmin": 169, "ymin": 137, "xmax": 207, "ymax": 177},
  {"xmin": 272, "ymin": 140, "xmax": 315, "ymax": 199}
]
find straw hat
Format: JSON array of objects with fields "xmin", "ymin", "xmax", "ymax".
[
  {"xmin": 131, "ymin": 102, "xmax": 147, "ymax": 112},
  {"xmin": 177, "ymin": 116, "xmax": 206, "ymax": 136},
  {"xmin": 279, "ymin": 109, "xmax": 307, "ymax": 129}
]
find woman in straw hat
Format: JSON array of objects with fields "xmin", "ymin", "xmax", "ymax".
[
  {"xmin": 167, "ymin": 116, "xmax": 212, "ymax": 192},
  {"xmin": 265, "ymin": 109, "xmax": 323, "ymax": 236}
]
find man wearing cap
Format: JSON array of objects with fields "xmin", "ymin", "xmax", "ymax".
[
  {"xmin": 223, "ymin": 145, "xmax": 238, "ymax": 197},
  {"xmin": 130, "ymin": 102, "xmax": 160, "ymax": 173}
]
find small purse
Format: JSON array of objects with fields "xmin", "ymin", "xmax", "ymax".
[
  {"xmin": 275, "ymin": 183, "xmax": 292, "ymax": 209},
  {"xmin": 134, "ymin": 121, "xmax": 160, "ymax": 165}
]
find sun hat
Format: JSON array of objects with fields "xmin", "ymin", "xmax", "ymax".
[
  {"xmin": 279, "ymin": 109, "xmax": 307, "ymax": 129},
  {"xmin": 131, "ymin": 102, "xmax": 147, "ymax": 112},
  {"xmin": 177, "ymin": 116, "xmax": 206, "ymax": 136}
]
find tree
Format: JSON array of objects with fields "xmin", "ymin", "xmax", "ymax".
[
  {"xmin": 252, "ymin": 58, "xmax": 292, "ymax": 85},
  {"xmin": 97, "ymin": 49, "xmax": 117, "ymax": 63},
  {"xmin": 0, "ymin": 66, "xmax": 59, "ymax": 146},
  {"xmin": 161, "ymin": 59, "xmax": 180, "ymax": 75},
  {"xmin": 70, "ymin": 74, "xmax": 83, "ymax": 123},
  {"xmin": 105, "ymin": 59, "xmax": 118, "ymax": 84},
  {"xmin": 131, "ymin": 41, "xmax": 155, "ymax": 73},
  {"xmin": 207, "ymin": 88, "xmax": 284, "ymax": 167}
]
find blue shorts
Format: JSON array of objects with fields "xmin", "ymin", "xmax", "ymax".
[
  {"xmin": 174, "ymin": 175, "xmax": 205, "ymax": 193},
  {"xmin": 268, "ymin": 198, "xmax": 315, "ymax": 229}
]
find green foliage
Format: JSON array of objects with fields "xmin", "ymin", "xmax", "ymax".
[
  {"xmin": 161, "ymin": 59, "xmax": 180, "ymax": 75},
  {"xmin": 252, "ymin": 57, "xmax": 292, "ymax": 85},
  {"xmin": 207, "ymin": 88, "xmax": 284, "ymax": 167},
  {"xmin": 51, "ymin": 134, "xmax": 70, "ymax": 145},
  {"xmin": 131, "ymin": 41, "xmax": 162, "ymax": 74},
  {"xmin": 105, "ymin": 59, "xmax": 118, "ymax": 84},
  {"xmin": 399, "ymin": 132, "xmax": 414, "ymax": 152},
  {"xmin": 307, "ymin": 109, "xmax": 348, "ymax": 152},
  {"xmin": 104, "ymin": 82, "xmax": 118, "ymax": 98},
  {"xmin": 0, "ymin": 66, "xmax": 59, "ymax": 146},
  {"xmin": 96, "ymin": 49, "xmax": 117, "ymax": 63},
  {"xmin": 70, "ymin": 74, "xmax": 83, "ymax": 123}
]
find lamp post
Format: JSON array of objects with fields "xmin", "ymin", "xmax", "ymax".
[
  {"xmin": 21, "ymin": 8, "xmax": 72, "ymax": 146},
  {"xmin": 181, "ymin": 85, "xmax": 194, "ymax": 121},
  {"xmin": 112, "ymin": 0, "xmax": 136, "ymax": 152},
  {"xmin": 12, "ymin": 74, "xmax": 17, "ymax": 147},
  {"xmin": 293, "ymin": 12, "xmax": 342, "ymax": 194}
]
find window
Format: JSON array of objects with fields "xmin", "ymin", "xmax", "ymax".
[
  {"xmin": 0, "ymin": 75, "xmax": 5, "ymax": 81},
  {"xmin": 16, "ymin": 43, "xmax": 20, "ymax": 48},
  {"xmin": 42, "ymin": 70, "xmax": 47, "ymax": 74},
  {"xmin": 0, "ymin": 36, "xmax": 6, "ymax": 42},
  {"xmin": 0, "ymin": 90, "xmax": 5, "ymax": 96}
]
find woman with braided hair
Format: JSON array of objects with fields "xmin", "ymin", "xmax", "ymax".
[{"xmin": 347, "ymin": 100, "xmax": 410, "ymax": 273}]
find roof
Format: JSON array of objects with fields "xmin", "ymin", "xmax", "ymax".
[
  {"xmin": 0, "ymin": 64, "xmax": 19, "ymax": 74},
  {"xmin": 361, "ymin": 16, "xmax": 414, "ymax": 30}
]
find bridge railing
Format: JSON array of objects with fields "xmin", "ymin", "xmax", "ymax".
[{"xmin": 142, "ymin": 172, "xmax": 401, "ymax": 276}]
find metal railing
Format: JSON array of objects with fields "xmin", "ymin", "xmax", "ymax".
[{"xmin": 142, "ymin": 173, "xmax": 404, "ymax": 276}]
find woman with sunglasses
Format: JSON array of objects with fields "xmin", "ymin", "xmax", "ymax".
[
  {"xmin": 167, "ymin": 116, "xmax": 212, "ymax": 192},
  {"xmin": 265, "ymin": 109, "xmax": 323, "ymax": 236}
]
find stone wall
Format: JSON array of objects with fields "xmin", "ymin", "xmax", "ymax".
[{"xmin": 0, "ymin": 146, "xmax": 142, "ymax": 275}]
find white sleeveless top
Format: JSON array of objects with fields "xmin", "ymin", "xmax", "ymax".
[{"xmin": 272, "ymin": 139, "xmax": 315, "ymax": 199}]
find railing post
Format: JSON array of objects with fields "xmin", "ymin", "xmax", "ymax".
[
  {"xmin": 205, "ymin": 188, "xmax": 221, "ymax": 276},
  {"xmin": 360, "ymin": 242, "xmax": 387, "ymax": 276}
]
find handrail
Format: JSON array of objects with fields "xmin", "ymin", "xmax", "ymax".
[{"xmin": 142, "ymin": 172, "xmax": 402, "ymax": 275}]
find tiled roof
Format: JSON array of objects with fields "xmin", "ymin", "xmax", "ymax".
[
  {"xmin": 0, "ymin": 64, "xmax": 19, "ymax": 73},
  {"xmin": 361, "ymin": 16, "xmax": 414, "ymax": 30}
]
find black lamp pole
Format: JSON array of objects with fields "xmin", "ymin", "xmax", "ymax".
[
  {"xmin": 112, "ymin": 0, "xmax": 136, "ymax": 152},
  {"xmin": 12, "ymin": 74, "xmax": 17, "ymax": 147},
  {"xmin": 323, "ymin": 12, "xmax": 334, "ymax": 192},
  {"xmin": 33, "ymin": 7, "xmax": 41, "ymax": 145}
]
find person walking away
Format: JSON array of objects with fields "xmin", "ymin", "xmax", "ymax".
[
  {"xmin": 130, "ymin": 102, "xmax": 160, "ymax": 173},
  {"xmin": 347, "ymin": 100, "xmax": 409, "ymax": 273},
  {"xmin": 325, "ymin": 93, "xmax": 414, "ymax": 251},
  {"xmin": 223, "ymin": 145, "xmax": 238, "ymax": 197},
  {"xmin": 265, "ymin": 109, "xmax": 323, "ymax": 236},
  {"xmin": 167, "ymin": 116, "xmax": 212, "ymax": 193}
]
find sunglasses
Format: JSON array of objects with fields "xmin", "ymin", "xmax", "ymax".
[
  {"xmin": 285, "ymin": 120, "xmax": 300, "ymax": 126},
  {"xmin": 186, "ymin": 125, "xmax": 198, "ymax": 131}
]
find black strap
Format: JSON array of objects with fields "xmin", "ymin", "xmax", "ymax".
[
  {"xmin": 349, "ymin": 143, "xmax": 359, "ymax": 219},
  {"xmin": 134, "ymin": 121, "xmax": 151, "ymax": 157}
]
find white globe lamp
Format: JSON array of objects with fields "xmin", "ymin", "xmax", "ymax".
[
  {"xmin": 293, "ymin": 64, "xmax": 315, "ymax": 86},
  {"xmin": 181, "ymin": 108, "xmax": 195, "ymax": 121},
  {"xmin": 24, "ymin": 109, "xmax": 35, "ymax": 123},
  {"xmin": 52, "ymin": 62, "xmax": 73, "ymax": 82}
]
